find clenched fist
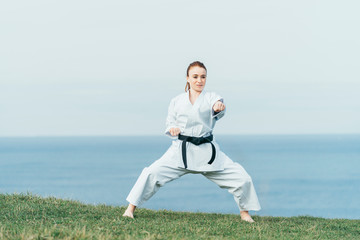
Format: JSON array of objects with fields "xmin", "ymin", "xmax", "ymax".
[
  {"xmin": 169, "ymin": 127, "xmax": 181, "ymax": 136},
  {"xmin": 213, "ymin": 101, "xmax": 226, "ymax": 112}
]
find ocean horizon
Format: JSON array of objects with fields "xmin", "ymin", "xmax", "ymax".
[{"xmin": 1, "ymin": 134, "xmax": 359, "ymax": 219}]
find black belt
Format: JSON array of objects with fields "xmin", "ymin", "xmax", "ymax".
[{"xmin": 178, "ymin": 134, "xmax": 216, "ymax": 169}]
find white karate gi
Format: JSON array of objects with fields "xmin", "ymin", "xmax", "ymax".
[{"xmin": 126, "ymin": 91, "xmax": 261, "ymax": 211}]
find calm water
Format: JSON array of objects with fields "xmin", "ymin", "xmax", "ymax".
[{"xmin": 0, "ymin": 135, "xmax": 359, "ymax": 219}]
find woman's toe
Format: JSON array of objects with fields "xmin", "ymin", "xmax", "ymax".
[{"xmin": 122, "ymin": 210, "xmax": 134, "ymax": 218}]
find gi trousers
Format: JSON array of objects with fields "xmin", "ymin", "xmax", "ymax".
[{"xmin": 126, "ymin": 154, "xmax": 261, "ymax": 212}]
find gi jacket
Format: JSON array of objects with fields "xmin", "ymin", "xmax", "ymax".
[{"xmin": 164, "ymin": 90, "xmax": 226, "ymax": 171}]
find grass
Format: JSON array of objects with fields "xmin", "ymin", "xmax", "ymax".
[{"xmin": 0, "ymin": 193, "xmax": 359, "ymax": 239}]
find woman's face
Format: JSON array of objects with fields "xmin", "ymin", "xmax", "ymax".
[{"xmin": 186, "ymin": 66, "xmax": 207, "ymax": 93}]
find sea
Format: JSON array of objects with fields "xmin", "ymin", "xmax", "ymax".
[{"xmin": 0, "ymin": 134, "xmax": 359, "ymax": 219}]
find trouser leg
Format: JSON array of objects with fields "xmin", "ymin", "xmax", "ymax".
[
  {"xmin": 126, "ymin": 158, "xmax": 187, "ymax": 207},
  {"xmin": 203, "ymin": 153, "xmax": 261, "ymax": 211}
]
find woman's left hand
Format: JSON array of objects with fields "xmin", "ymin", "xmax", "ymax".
[{"xmin": 213, "ymin": 101, "xmax": 226, "ymax": 112}]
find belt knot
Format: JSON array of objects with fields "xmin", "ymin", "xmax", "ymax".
[{"xmin": 178, "ymin": 134, "xmax": 216, "ymax": 169}]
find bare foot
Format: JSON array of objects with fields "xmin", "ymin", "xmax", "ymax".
[
  {"xmin": 122, "ymin": 209, "xmax": 134, "ymax": 218},
  {"xmin": 240, "ymin": 211, "xmax": 255, "ymax": 223},
  {"xmin": 122, "ymin": 204, "xmax": 136, "ymax": 219}
]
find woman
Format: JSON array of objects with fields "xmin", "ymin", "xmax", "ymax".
[{"xmin": 123, "ymin": 61, "xmax": 261, "ymax": 222}]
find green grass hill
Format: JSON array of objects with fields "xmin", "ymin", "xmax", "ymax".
[{"xmin": 0, "ymin": 193, "xmax": 359, "ymax": 239}]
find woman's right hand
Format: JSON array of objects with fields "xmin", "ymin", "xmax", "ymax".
[{"xmin": 169, "ymin": 127, "xmax": 181, "ymax": 136}]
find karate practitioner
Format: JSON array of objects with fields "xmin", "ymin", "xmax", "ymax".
[{"xmin": 123, "ymin": 61, "xmax": 261, "ymax": 222}]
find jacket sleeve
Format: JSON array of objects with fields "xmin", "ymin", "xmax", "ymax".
[
  {"xmin": 210, "ymin": 92, "xmax": 226, "ymax": 121},
  {"xmin": 164, "ymin": 98, "xmax": 178, "ymax": 138}
]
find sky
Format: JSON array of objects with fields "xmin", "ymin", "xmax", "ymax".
[{"xmin": 1, "ymin": 0, "xmax": 359, "ymax": 136}]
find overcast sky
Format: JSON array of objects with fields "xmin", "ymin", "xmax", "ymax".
[{"xmin": 1, "ymin": 0, "xmax": 359, "ymax": 136}]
